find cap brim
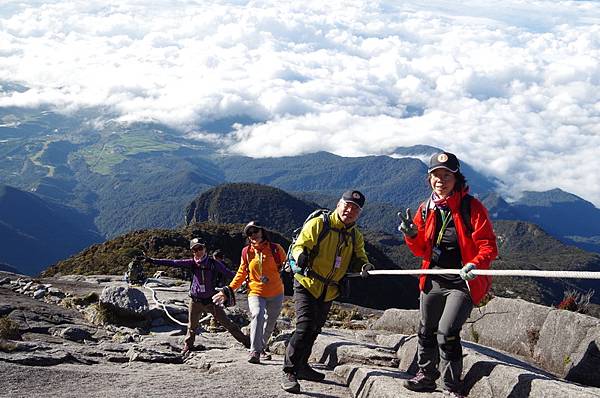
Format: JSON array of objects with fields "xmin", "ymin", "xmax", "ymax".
[
  {"xmin": 428, "ymin": 165, "xmax": 459, "ymax": 173},
  {"xmin": 342, "ymin": 199, "xmax": 363, "ymax": 209}
]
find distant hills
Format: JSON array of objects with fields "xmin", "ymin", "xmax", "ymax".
[
  {"xmin": 185, "ymin": 183, "xmax": 320, "ymax": 236},
  {"xmin": 0, "ymin": 184, "xmax": 102, "ymax": 275},
  {"xmin": 1, "ymin": 108, "xmax": 599, "ymax": 276}
]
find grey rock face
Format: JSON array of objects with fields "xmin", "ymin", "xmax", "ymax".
[
  {"xmin": 466, "ymin": 297, "xmax": 551, "ymax": 357},
  {"xmin": 59, "ymin": 326, "xmax": 94, "ymax": 342},
  {"xmin": 99, "ymin": 286, "xmax": 149, "ymax": 315},
  {"xmin": 3, "ymin": 274, "xmax": 600, "ymax": 398},
  {"xmin": 534, "ymin": 310, "xmax": 600, "ymax": 386},
  {"xmin": 370, "ymin": 308, "xmax": 420, "ymax": 334}
]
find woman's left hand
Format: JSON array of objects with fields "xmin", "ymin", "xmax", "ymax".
[{"xmin": 459, "ymin": 263, "xmax": 477, "ymax": 280}]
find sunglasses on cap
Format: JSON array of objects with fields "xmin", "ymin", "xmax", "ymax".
[{"xmin": 246, "ymin": 227, "xmax": 260, "ymax": 236}]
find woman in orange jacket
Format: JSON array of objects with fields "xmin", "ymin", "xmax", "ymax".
[
  {"xmin": 213, "ymin": 221, "xmax": 285, "ymax": 364},
  {"xmin": 398, "ymin": 151, "xmax": 497, "ymax": 398}
]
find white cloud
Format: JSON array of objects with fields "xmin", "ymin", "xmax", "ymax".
[{"xmin": 1, "ymin": 0, "xmax": 600, "ymax": 206}]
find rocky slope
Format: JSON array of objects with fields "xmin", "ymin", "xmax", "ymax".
[{"xmin": 2, "ymin": 271, "xmax": 600, "ymax": 398}]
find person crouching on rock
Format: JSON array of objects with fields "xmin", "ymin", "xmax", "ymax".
[
  {"xmin": 213, "ymin": 221, "xmax": 285, "ymax": 365},
  {"xmin": 398, "ymin": 151, "xmax": 498, "ymax": 398},
  {"xmin": 146, "ymin": 237, "xmax": 250, "ymax": 354}
]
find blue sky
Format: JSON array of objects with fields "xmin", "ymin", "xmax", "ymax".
[{"xmin": 1, "ymin": 0, "xmax": 599, "ymax": 206}]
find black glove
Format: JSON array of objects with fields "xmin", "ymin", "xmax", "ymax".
[
  {"xmin": 360, "ymin": 263, "xmax": 375, "ymax": 278},
  {"xmin": 296, "ymin": 251, "xmax": 308, "ymax": 271}
]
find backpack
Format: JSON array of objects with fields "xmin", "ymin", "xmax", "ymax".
[
  {"xmin": 420, "ymin": 194, "xmax": 473, "ymax": 234},
  {"xmin": 126, "ymin": 257, "xmax": 146, "ymax": 285},
  {"xmin": 241, "ymin": 242, "xmax": 283, "ymax": 284},
  {"xmin": 282, "ymin": 209, "xmax": 356, "ymax": 274}
]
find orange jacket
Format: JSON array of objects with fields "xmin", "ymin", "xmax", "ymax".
[
  {"xmin": 229, "ymin": 241, "xmax": 285, "ymax": 298},
  {"xmin": 404, "ymin": 188, "xmax": 498, "ymax": 305}
]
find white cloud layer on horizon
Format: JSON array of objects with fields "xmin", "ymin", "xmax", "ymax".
[{"xmin": 1, "ymin": 0, "xmax": 600, "ymax": 206}]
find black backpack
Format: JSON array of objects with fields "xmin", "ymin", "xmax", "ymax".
[
  {"xmin": 420, "ymin": 194, "xmax": 473, "ymax": 234},
  {"xmin": 283, "ymin": 209, "xmax": 355, "ymax": 273}
]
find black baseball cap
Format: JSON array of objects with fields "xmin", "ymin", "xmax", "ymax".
[
  {"xmin": 341, "ymin": 190, "xmax": 366, "ymax": 209},
  {"xmin": 428, "ymin": 151, "xmax": 460, "ymax": 173},
  {"xmin": 189, "ymin": 237, "xmax": 206, "ymax": 250}
]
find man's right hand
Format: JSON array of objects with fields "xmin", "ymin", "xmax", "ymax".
[{"xmin": 398, "ymin": 208, "xmax": 418, "ymax": 237}]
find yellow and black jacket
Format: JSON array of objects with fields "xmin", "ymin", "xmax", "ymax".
[{"xmin": 292, "ymin": 211, "xmax": 368, "ymax": 301}]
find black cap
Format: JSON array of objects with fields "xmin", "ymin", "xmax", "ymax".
[
  {"xmin": 428, "ymin": 152, "xmax": 460, "ymax": 173},
  {"xmin": 189, "ymin": 237, "xmax": 206, "ymax": 250},
  {"xmin": 341, "ymin": 190, "xmax": 366, "ymax": 209}
]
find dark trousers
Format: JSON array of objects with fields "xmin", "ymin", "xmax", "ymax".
[
  {"xmin": 185, "ymin": 299, "xmax": 250, "ymax": 349},
  {"xmin": 283, "ymin": 281, "xmax": 332, "ymax": 373},
  {"xmin": 417, "ymin": 279, "xmax": 473, "ymax": 391}
]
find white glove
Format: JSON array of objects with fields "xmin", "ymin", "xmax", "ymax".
[{"xmin": 459, "ymin": 263, "xmax": 477, "ymax": 281}]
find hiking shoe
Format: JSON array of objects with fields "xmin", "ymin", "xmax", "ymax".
[
  {"xmin": 248, "ymin": 351, "xmax": 260, "ymax": 364},
  {"xmin": 443, "ymin": 389, "xmax": 466, "ymax": 397},
  {"xmin": 181, "ymin": 344, "xmax": 192, "ymax": 355},
  {"xmin": 281, "ymin": 372, "xmax": 300, "ymax": 394},
  {"xmin": 403, "ymin": 371, "xmax": 437, "ymax": 392},
  {"xmin": 260, "ymin": 350, "xmax": 272, "ymax": 360},
  {"xmin": 296, "ymin": 364, "xmax": 326, "ymax": 382}
]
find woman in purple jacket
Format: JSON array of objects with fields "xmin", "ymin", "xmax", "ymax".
[{"xmin": 147, "ymin": 237, "xmax": 250, "ymax": 353}]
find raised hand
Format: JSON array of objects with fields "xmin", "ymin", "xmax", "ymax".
[{"xmin": 398, "ymin": 208, "xmax": 418, "ymax": 237}]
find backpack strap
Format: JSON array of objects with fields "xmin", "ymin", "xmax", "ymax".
[
  {"xmin": 242, "ymin": 245, "xmax": 251, "ymax": 285},
  {"xmin": 270, "ymin": 242, "xmax": 283, "ymax": 270},
  {"xmin": 421, "ymin": 195, "xmax": 473, "ymax": 234},
  {"xmin": 307, "ymin": 212, "xmax": 331, "ymax": 267},
  {"xmin": 460, "ymin": 194, "xmax": 473, "ymax": 235}
]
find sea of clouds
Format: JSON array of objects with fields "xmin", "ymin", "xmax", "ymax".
[{"xmin": 0, "ymin": 0, "xmax": 599, "ymax": 206}]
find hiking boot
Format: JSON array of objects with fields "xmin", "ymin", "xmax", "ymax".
[
  {"xmin": 443, "ymin": 389, "xmax": 466, "ymax": 397},
  {"xmin": 281, "ymin": 372, "xmax": 300, "ymax": 394},
  {"xmin": 403, "ymin": 371, "xmax": 437, "ymax": 392},
  {"xmin": 296, "ymin": 364, "xmax": 326, "ymax": 382},
  {"xmin": 181, "ymin": 342, "xmax": 193, "ymax": 355},
  {"xmin": 248, "ymin": 351, "xmax": 260, "ymax": 364},
  {"xmin": 260, "ymin": 350, "xmax": 272, "ymax": 360}
]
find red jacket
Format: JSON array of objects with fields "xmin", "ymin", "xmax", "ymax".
[{"xmin": 404, "ymin": 189, "xmax": 498, "ymax": 305}]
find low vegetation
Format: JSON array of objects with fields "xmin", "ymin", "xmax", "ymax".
[{"xmin": 0, "ymin": 316, "xmax": 20, "ymax": 340}]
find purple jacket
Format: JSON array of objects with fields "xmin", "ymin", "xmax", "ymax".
[{"xmin": 150, "ymin": 255, "xmax": 235, "ymax": 299}]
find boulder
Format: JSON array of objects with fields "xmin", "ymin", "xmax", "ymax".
[
  {"xmin": 369, "ymin": 309, "xmax": 420, "ymax": 334},
  {"xmin": 465, "ymin": 297, "xmax": 551, "ymax": 358},
  {"xmin": 533, "ymin": 310, "xmax": 600, "ymax": 386},
  {"xmin": 99, "ymin": 286, "xmax": 149, "ymax": 315}
]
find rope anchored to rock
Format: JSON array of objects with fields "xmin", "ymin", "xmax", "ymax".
[{"xmin": 143, "ymin": 278, "xmax": 212, "ymax": 329}]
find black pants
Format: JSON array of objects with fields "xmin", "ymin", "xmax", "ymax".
[{"xmin": 283, "ymin": 281, "xmax": 332, "ymax": 373}]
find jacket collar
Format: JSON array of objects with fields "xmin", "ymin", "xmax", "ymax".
[{"xmin": 444, "ymin": 187, "xmax": 469, "ymax": 211}]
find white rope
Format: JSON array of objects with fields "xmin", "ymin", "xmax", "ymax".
[
  {"xmin": 143, "ymin": 280, "xmax": 212, "ymax": 328},
  {"xmin": 348, "ymin": 269, "xmax": 600, "ymax": 279}
]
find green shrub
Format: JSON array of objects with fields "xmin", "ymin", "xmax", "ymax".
[
  {"xmin": 0, "ymin": 316, "xmax": 20, "ymax": 340},
  {"xmin": 470, "ymin": 325, "xmax": 480, "ymax": 343}
]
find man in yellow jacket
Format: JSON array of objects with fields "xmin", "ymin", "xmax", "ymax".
[{"xmin": 281, "ymin": 190, "xmax": 374, "ymax": 394}]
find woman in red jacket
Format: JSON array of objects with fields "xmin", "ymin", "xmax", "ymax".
[{"xmin": 398, "ymin": 151, "xmax": 497, "ymax": 398}]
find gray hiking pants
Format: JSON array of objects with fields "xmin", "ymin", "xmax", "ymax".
[
  {"xmin": 248, "ymin": 293, "xmax": 284, "ymax": 354},
  {"xmin": 417, "ymin": 279, "xmax": 473, "ymax": 391}
]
